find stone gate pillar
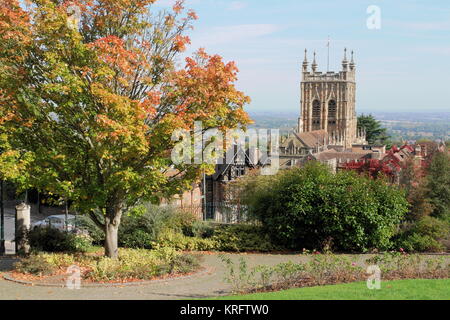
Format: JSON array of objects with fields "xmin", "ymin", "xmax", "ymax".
[{"xmin": 15, "ymin": 203, "xmax": 31, "ymax": 255}]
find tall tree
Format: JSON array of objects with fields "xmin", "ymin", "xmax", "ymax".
[
  {"xmin": 426, "ymin": 151, "xmax": 450, "ymax": 219},
  {"xmin": 0, "ymin": 0, "xmax": 251, "ymax": 258},
  {"xmin": 358, "ymin": 114, "xmax": 390, "ymax": 146}
]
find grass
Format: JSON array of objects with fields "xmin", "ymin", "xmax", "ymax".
[{"xmin": 211, "ymin": 279, "xmax": 450, "ymax": 300}]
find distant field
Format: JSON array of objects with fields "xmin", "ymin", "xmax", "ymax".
[
  {"xmin": 248, "ymin": 111, "xmax": 450, "ymax": 141},
  {"xmin": 210, "ymin": 279, "xmax": 450, "ymax": 300}
]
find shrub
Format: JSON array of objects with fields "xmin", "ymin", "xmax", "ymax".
[
  {"xmin": 118, "ymin": 204, "xmax": 174, "ymax": 247},
  {"xmin": 366, "ymin": 252, "xmax": 449, "ymax": 279},
  {"xmin": 220, "ymin": 254, "xmax": 365, "ymax": 294},
  {"xmin": 85, "ymin": 248, "xmax": 201, "ymax": 281},
  {"xmin": 304, "ymin": 254, "xmax": 364, "ymax": 286},
  {"xmin": 120, "ymin": 229, "xmax": 155, "ymax": 250},
  {"xmin": 221, "ymin": 253, "xmax": 450, "ymax": 295},
  {"xmin": 14, "ymin": 254, "xmax": 57, "ymax": 276},
  {"xmin": 78, "ymin": 203, "xmax": 279, "ymax": 253},
  {"xmin": 272, "ymin": 261, "xmax": 305, "ymax": 287},
  {"xmin": 220, "ymin": 254, "xmax": 256, "ymax": 294},
  {"xmin": 166, "ymin": 210, "xmax": 199, "ymax": 236},
  {"xmin": 396, "ymin": 216, "xmax": 450, "ymax": 252},
  {"xmin": 188, "ymin": 220, "xmax": 216, "ymax": 239},
  {"xmin": 28, "ymin": 227, "xmax": 92, "ymax": 253},
  {"xmin": 118, "ymin": 204, "xmax": 201, "ymax": 249},
  {"xmin": 241, "ymin": 162, "xmax": 409, "ymax": 252},
  {"xmin": 212, "ymin": 224, "xmax": 278, "ymax": 252},
  {"xmin": 15, "ymin": 248, "xmax": 201, "ymax": 282},
  {"xmin": 174, "ymin": 254, "xmax": 200, "ymax": 273},
  {"xmin": 154, "ymin": 229, "xmax": 218, "ymax": 252}
]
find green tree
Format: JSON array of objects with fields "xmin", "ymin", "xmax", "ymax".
[
  {"xmin": 426, "ymin": 152, "xmax": 450, "ymax": 219},
  {"xmin": 240, "ymin": 162, "xmax": 409, "ymax": 252},
  {"xmin": 0, "ymin": 0, "xmax": 251, "ymax": 258},
  {"xmin": 358, "ymin": 114, "xmax": 390, "ymax": 145}
]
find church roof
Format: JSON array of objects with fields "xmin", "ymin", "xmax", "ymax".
[
  {"xmin": 315, "ymin": 149, "xmax": 372, "ymax": 162},
  {"xmin": 282, "ymin": 130, "xmax": 328, "ymax": 149}
]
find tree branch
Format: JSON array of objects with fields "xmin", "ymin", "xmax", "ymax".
[{"xmin": 88, "ymin": 210, "xmax": 106, "ymax": 229}]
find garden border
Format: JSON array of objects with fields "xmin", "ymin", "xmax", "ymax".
[{"xmin": 2, "ymin": 267, "xmax": 214, "ymax": 288}]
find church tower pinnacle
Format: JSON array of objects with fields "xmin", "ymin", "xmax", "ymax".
[
  {"xmin": 312, "ymin": 51, "xmax": 318, "ymax": 73},
  {"xmin": 342, "ymin": 48, "xmax": 349, "ymax": 71},
  {"xmin": 350, "ymin": 50, "xmax": 356, "ymax": 71},
  {"xmin": 302, "ymin": 49, "xmax": 309, "ymax": 73}
]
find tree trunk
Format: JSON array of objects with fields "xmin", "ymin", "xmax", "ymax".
[
  {"xmin": 104, "ymin": 205, "xmax": 123, "ymax": 259},
  {"xmin": 105, "ymin": 221, "xmax": 119, "ymax": 259}
]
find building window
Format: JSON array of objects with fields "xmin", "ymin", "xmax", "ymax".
[
  {"xmin": 312, "ymin": 100, "xmax": 321, "ymax": 130},
  {"xmin": 328, "ymin": 100, "xmax": 337, "ymax": 118},
  {"xmin": 312, "ymin": 100, "xmax": 321, "ymax": 117}
]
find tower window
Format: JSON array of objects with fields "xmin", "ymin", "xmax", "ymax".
[
  {"xmin": 312, "ymin": 100, "xmax": 321, "ymax": 117},
  {"xmin": 328, "ymin": 100, "xmax": 337, "ymax": 118},
  {"xmin": 312, "ymin": 100, "xmax": 321, "ymax": 130}
]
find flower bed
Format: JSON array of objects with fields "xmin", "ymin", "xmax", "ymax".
[
  {"xmin": 221, "ymin": 252, "xmax": 450, "ymax": 294},
  {"xmin": 11, "ymin": 247, "xmax": 201, "ymax": 284}
]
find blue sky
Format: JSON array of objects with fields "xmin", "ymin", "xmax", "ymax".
[{"xmin": 156, "ymin": 0, "xmax": 450, "ymax": 114}]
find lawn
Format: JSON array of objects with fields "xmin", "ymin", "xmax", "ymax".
[{"xmin": 212, "ymin": 279, "xmax": 450, "ymax": 300}]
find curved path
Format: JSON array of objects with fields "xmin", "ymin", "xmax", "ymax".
[{"xmin": 0, "ymin": 253, "xmax": 307, "ymax": 300}]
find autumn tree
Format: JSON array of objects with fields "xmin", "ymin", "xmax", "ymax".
[{"xmin": 0, "ymin": 0, "xmax": 251, "ymax": 258}]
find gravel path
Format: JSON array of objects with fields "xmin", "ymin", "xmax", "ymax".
[{"xmin": 0, "ymin": 253, "xmax": 307, "ymax": 300}]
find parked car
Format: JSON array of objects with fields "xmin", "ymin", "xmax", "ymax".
[{"xmin": 31, "ymin": 214, "xmax": 78, "ymax": 232}]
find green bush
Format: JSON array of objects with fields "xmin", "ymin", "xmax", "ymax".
[
  {"xmin": 154, "ymin": 229, "xmax": 218, "ymax": 251},
  {"xmin": 86, "ymin": 248, "xmax": 175, "ymax": 281},
  {"xmin": 187, "ymin": 220, "xmax": 216, "ymax": 239},
  {"xmin": 240, "ymin": 162, "xmax": 409, "ymax": 252},
  {"xmin": 85, "ymin": 248, "xmax": 200, "ymax": 281},
  {"xmin": 118, "ymin": 204, "xmax": 200, "ymax": 249},
  {"xmin": 28, "ymin": 227, "xmax": 92, "ymax": 253},
  {"xmin": 212, "ymin": 224, "xmax": 278, "ymax": 252},
  {"xmin": 396, "ymin": 216, "xmax": 450, "ymax": 252},
  {"xmin": 70, "ymin": 205, "xmax": 189, "ymax": 250},
  {"xmin": 399, "ymin": 234, "xmax": 444, "ymax": 253},
  {"xmin": 78, "ymin": 203, "xmax": 279, "ymax": 253},
  {"xmin": 120, "ymin": 229, "xmax": 154, "ymax": 249},
  {"xmin": 152, "ymin": 223, "xmax": 279, "ymax": 253},
  {"xmin": 166, "ymin": 210, "xmax": 199, "ymax": 236}
]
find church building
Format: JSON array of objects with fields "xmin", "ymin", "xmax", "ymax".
[{"xmin": 280, "ymin": 48, "xmax": 380, "ymax": 169}]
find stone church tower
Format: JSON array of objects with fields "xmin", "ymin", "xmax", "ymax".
[{"xmin": 298, "ymin": 49, "xmax": 362, "ymax": 149}]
